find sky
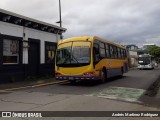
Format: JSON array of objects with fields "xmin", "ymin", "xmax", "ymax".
[{"xmin": 0, "ymin": 0, "xmax": 160, "ymax": 47}]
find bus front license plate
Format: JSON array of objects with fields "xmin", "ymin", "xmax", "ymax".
[{"xmin": 69, "ymin": 77, "xmax": 74, "ymax": 80}]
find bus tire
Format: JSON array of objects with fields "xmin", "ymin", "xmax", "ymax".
[
  {"xmin": 120, "ymin": 67, "xmax": 124, "ymax": 77},
  {"xmin": 101, "ymin": 69, "xmax": 106, "ymax": 83}
]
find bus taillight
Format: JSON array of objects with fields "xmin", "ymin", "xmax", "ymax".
[{"xmin": 55, "ymin": 72, "xmax": 62, "ymax": 76}]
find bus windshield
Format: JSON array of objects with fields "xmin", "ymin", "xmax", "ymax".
[
  {"xmin": 56, "ymin": 41, "xmax": 91, "ymax": 67},
  {"xmin": 138, "ymin": 57, "xmax": 151, "ymax": 65}
]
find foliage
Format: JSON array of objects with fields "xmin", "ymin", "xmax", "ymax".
[
  {"xmin": 137, "ymin": 49, "xmax": 148, "ymax": 55},
  {"xmin": 147, "ymin": 45, "xmax": 160, "ymax": 58}
]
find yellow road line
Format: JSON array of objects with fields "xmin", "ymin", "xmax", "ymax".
[
  {"xmin": 0, "ymin": 80, "xmax": 68, "ymax": 92},
  {"xmin": 59, "ymin": 81, "xmax": 70, "ymax": 85},
  {"xmin": 0, "ymin": 90, "xmax": 13, "ymax": 93},
  {"xmin": 32, "ymin": 80, "xmax": 68, "ymax": 87}
]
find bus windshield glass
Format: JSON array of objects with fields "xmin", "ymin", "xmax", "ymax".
[
  {"xmin": 56, "ymin": 41, "xmax": 91, "ymax": 67},
  {"xmin": 138, "ymin": 57, "xmax": 151, "ymax": 65}
]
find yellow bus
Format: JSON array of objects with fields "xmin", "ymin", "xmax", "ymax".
[{"xmin": 55, "ymin": 36, "xmax": 128, "ymax": 83}]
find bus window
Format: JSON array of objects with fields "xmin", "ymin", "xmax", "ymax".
[
  {"xmin": 120, "ymin": 49, "xmax": 123, "ymax": 59},
  {"xmin": 123, "ymin": 49, "xmax": 126, "ymax": 59},
  {"xmin": 124, "ymin": 50, "xmax": 127, "ymax": 59},
  {"xmin": 117, "ymin": 47, "xmax": 121, "ymax": 59},
  {"xmin": 93, "ymin": 43, "xmax": 100, "ymax": 63},
  {"xmin": 56, "ymin": 42, "xmax": 91, "ymax": 66},
  {"xmin": 110, "ymin": 45, "xmax": 114, "ymax": 58},
  {"xmin": 100, "ymin": 42, "xmax": 105, "ymax": 58},
  {"xmin": 72, "ymin": 42, "xmax": 91, "ymax": 64},
  {"xmin": 105, "ymin": 43, "xmax": 110, "ymax": 58},
  {"xmin": 113, "ymin": 46, "xmax": 118, "ymax": 58},
  {"xmin": 56, "ymin": 47, "xmax": 71, "ymax": 64},
  {"xmin": 100, "ymin": 42, "xmax": 105, "ymax": 48}
]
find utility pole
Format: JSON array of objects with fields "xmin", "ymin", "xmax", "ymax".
[
  {"xmin": 56, "ymin": 0, "xmax": 63, "ymax": 39},
  {"xmin": 59, "ymin": 0, "xmax": 62, "ymax": 28}
]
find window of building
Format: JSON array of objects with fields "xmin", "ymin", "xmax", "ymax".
[
  {"xmin": 45, "ymin": 42, "xmax": 56, "ymax": 64},
  {"xmin": 131, "ymin": 46, "xmax": 135, "ymax": 50},
  {"xmin": 3, "ymin": 39, "xmax": 19, "ymax": 64}
]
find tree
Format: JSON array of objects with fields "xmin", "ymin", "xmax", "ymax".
[
  {"xmin": 137, "ymin": 49, "xmax": 148, "ymax": 55},
  {"xmin": 147, "ymin": 45, "xmax": 160, "ymax": 58}
]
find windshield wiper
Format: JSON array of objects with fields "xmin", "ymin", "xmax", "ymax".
[{"xmin": 71, "ymin": 54, "xmax": 79, "ymax": 64}]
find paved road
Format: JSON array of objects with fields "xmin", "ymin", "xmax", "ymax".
[
  {"xmin": 18, "ymin": 68, "xmax": 160, "ymax": 95},
  {"xmin": 0, "ymin": 68, "xmax": 160, "ymax": 120}
]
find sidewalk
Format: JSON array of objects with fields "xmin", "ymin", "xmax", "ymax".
[
  {"xmin": 155, "ymin": 65, "xmax": 160, "ymax": 98},
  {"xmin": 0, "ymin": 77, "xmax": 66, "ymax": 91},
  {"xmin": 156, "ymin": 64, "xmax": 160, "ymax": 98},
  {"xmin": 156, "ymin": 76, "xmax": 160, "ymax": 99}
]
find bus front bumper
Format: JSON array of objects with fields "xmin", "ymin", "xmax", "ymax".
[
  {"xmin": 137, "ymin": 64, "xmax": 153, "ymax": 69},
  {"xmin": 55, "ymin": 76, "xmax": 100, "ymax": 81}
]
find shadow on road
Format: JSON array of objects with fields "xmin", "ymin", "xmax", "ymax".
[
  {"xmin": 139, "ymin": 74, "xmax": 160, "ymax": 108},
  {"xmin": 60, "ymin": 76, "xmax": 127, "ymax": 87}
]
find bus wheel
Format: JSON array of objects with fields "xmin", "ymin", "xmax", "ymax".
[
  {"xmin": 120, "ymin": 67, "xmax": 124, "ymax": 77},
  {"xmin": 101, "ymin": 70, "xmax": 106, "ymax": 83}
]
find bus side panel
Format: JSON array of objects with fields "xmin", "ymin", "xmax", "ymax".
[
  {"xmin": 94, "ymin": 59, "xmax": 123, "ymax": 78},
  {"xmin": 107, "ymin": 59, "xmax": 124, "ymax": 77}
]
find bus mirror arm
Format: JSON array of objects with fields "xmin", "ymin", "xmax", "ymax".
[
  {"xmin": 93, "ymin": 60, "xmax": 96, "ymax": 68},
  {"xmin": 93, "ymin": 64, "xmax": 95, "ymax": 68}
]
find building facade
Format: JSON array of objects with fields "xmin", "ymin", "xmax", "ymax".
[
  {"xmin": 129, "ymin": 51, "xmax": 138, "ymax": 67},
  {"xmin": 126, "ymin": 44, "xmax": 138, "ymax": 67},
  {"xmin": 143, "ymin": 44, "xmax": 156, "ymax": 50},
  {"xmin": 126, "ymin": 44, "xmax": 139, "ymax": 51},
  {"xmin": 0, "ymin": 9, "xmax": 66, "ymax": 83}
]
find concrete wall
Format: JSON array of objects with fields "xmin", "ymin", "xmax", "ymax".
[
  {"xmin": 0, "ymin": 21, "xmax": 60, "ymax": 64},
  {"xmin": 129, "ymin": 51, "xmax": 138, "ymax": 67},
  {"xmin": 0, "ymin": 21, "xmax": 60, "ymax": 83}
]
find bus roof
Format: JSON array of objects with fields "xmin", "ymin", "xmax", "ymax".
[
  {"xmin": 94, "ymin": 36, "xmax": 126, "ymax": 49},
  {"xmin": 58, "ymin": 36, "xmax": 126, "ymax": 49}
]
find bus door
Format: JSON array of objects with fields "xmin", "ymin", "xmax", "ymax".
[{"xmin": 93, "ymin": 43, "xmax": 101, "ymax": 75}]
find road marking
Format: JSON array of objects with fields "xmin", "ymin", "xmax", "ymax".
[
  {"xmin": 32, "ymin": 80, "xmax": 68, "ymax": 87},
  {"xmin": 59, "ymin": 81, "xmax": 70, "ymax": 85},
  {"xmin": 0, "ymin": 80, "xmax": 68, "ymax": 92},
  {"xmin": 86, "ymin": 86, "xmax": 146, "ymax": 102},
  {"xmin": 0, "ymin": 90, "xmax": 13, "ymax": 93}
]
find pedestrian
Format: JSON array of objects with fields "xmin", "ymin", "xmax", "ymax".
[{"xmin": 155, "ymin": 62, "xmax": 158, "ymax": 68}]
